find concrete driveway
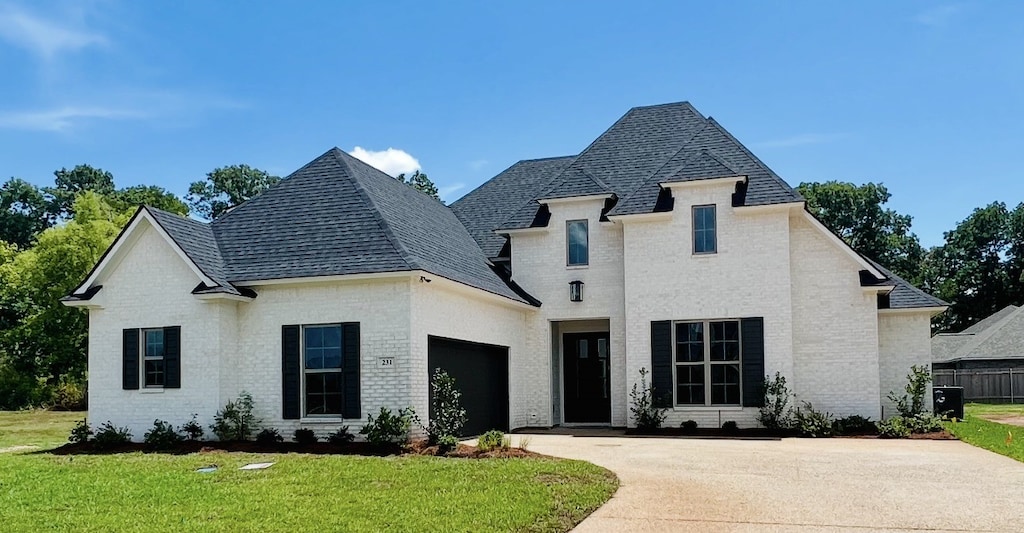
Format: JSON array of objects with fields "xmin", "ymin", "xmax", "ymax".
[{"xmin": 515, "ymin": 432, "xmax": 1024, "ymax": 532}]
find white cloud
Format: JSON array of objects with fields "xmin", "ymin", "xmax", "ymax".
[
  {"xmin": 467, "ymin": 159, "xmax": 488, "ymax": 171},
  {"xmin": 439, "ymin": 183, "xmax": 466, "ymax": 201},
  {"xmin": 753, "ymin": 133, "xmax": 846, "ymax": 149},
  {"xmin": 0, "ymin": 105, "xmax": 145, "ymax": 131},
  {"xmin": 914, "ymin": 4, "xmax": 961, "ymax": 27},
  {"xmin": 350, "ymin": 146, "xmax": 421, "ymax": 177},
  {"xmin": 0, "ymin": 4, "xmax": 107, "ymax": 59}
]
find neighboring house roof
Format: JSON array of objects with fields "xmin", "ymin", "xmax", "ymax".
[
  {"xmin": 71, "ymin": 148, "xmax": 535, "ymax": 305},
  {"xmin": 866, "ymin": 258, "xmax": 948, "ymax": 310},
  {"xmin": 932, "ymin": 305, "xmax": 1024, "ymax": 363}
]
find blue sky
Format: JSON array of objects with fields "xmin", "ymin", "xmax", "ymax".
[{"xmin": 1, "ymin": 1, "xmax": 1020, "ymax": 246}]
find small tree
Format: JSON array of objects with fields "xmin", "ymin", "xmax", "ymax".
[
  {"xmin": 629, "ymin": 367, "xmax": 667, "ymax": 430},
  {"xmin": 211, "ymin": 391, "xmax": 260, "ymax": 441},
  {"xmin": 426, "ymin": 368, "xmax": 467, "ymax": 449},
  {"xmin": 888, "ymin": 365, "xmax": 931, "ymax": 418},
  {"xmin": 758, "ymin": 372, "xmax": 794, "ymax": 430}
]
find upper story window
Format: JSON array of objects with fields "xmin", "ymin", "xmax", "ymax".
[
  {"xmin": 143, "ymin": 328, "xmax": 165, "ymax": 388},
  {"xmin": 304, "ymin": 324, "xmax": 344, "ymax": 416},
  {"xmin": 566, "ymin": 220, "xmax": 589, "ymax": 266},
  {"xmin": 693, "ymin": 205, "xmax": 717, "ymax": 254}
]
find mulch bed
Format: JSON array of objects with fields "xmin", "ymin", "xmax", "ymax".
[{"xmin": 45, "ymin": 439, "xmax": 540, "ymax": 457}]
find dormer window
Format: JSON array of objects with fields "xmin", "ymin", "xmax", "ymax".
[
  {"xmin": 693, "ymin": 205, "xmax": 717, "ymax": 254},
  {"xmin": 566, "ymin": 220, "xmax": 589, "ymax": 266}
]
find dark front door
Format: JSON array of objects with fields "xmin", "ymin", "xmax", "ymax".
[
  {"xmin": 563, "ymin": 332, "xmax": 611, "ymax": 424},
  {"xmin": 427, "ymin": 336, "xmax": 509, "ymax": 437}
]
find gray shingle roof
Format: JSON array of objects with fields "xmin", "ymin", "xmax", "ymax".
[
  {"xmin": 866, "ymin": 258, "xmax": 948, "ymax": 310},
  {"xmin": 933, "ymin": 306, "xmax": 1024, "ymax": 363},
  {"xmin": 451, "ymin": 156, "xmax": 574, "ymax": 257},
  {"xmin": 144, "ymin": 148, "xmax": 534, "ymax": 304},
  {"xmin": 147, "ymin": 207, "xmax": 237, "ymax": 293}
]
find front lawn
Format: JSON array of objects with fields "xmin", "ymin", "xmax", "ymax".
[
  {"xmin": 0, "ymin": 412, "xmax": 617, "ymax": 532},
  {"xmin": 0, "ymin": 409, "xmax": 81, "ymax": 449},
  {"xmin": 946, "ymin": 404, "xmax": 1024, "ymax": 463}
]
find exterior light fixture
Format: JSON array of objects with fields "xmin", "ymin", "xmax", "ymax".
[{"xmin": 569, "ymin": 280, "xmax": 584, "ymax": 302}]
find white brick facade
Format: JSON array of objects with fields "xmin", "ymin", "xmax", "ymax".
[{"xmin": 83, "ymin": 183, "xmax": 936, "ymax": 439}]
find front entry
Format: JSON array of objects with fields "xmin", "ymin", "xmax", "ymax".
[{"xmin": 563, "ymin": 332, "xmax": 611, "ymax": 424}]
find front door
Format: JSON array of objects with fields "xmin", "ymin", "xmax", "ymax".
[{"xmin": 563, "ymin": 332, "xmax": 611, "ymax": 424}]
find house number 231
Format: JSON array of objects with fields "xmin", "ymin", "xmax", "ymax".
[{"xmin": 379, "ymin": 357, "xmax": 394, "ymax": 368}]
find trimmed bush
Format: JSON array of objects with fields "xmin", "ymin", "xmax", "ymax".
[
  {"xmin": 327, "ymin": 426, "xmax": 355, "ymax": 445},
  {"xmin": 256, "ymin": 428, "xmax": 284, "ymax": 444},
  {"xmin": 180, "ymin": 414, "xmax": 204, "ymax": 441},
  {"xmin": 143, "ymin": 419, "xmax": 183, "ymax": 449},
  {"xmin": 359, "ymin": 407, "xmax": 417, "ymax": 447},
  {"xmin": 293, "ymin": 428, "xmax": 318, "ymax": 445},
  {"xmin": 721, "ymin": 420, "xmax": 738, "ymax": 433},
  {"xmin": 211, "ymin": 392, "xmax": 259, "ymax": 441},
  {"xmin": 629, "ymin": 367, "xmax": 667, "ymax": 430},
  {"xmin": 832, "ymin": 415, "xmax": 877, "ymax": 436},
  {"xmin": 793, "ymin": 402, "xmax": 833, "ymax": 437},
  {"xmin": 680, "ymin": 420, "xmax": 698, "ymax": 433},
  {"xmin": 878, "ymin": 417, "xmax": 911, "ymax": 438},
  {"xmin": 477, "ymin": 430, "xmax": 509, "ymax": 452},
  {"xmin": 93, "ymin": 422, "xmax": 132, "ymax": 449}
]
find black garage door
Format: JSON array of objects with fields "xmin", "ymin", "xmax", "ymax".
[{"xmin": 427, "ymin": 336, "xmax": 509, "ymax": 437}]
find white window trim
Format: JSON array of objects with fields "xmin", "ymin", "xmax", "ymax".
[
  {"xmin": 566, "ymin": 219, "xmax": 589, "ymax": 267},
  {"xmin": 671, "ymin": 319, "xmax": 742, "ymax": 407},
  {"xmin": 301, "ymin": 323, "xmax": 345, "ymax": 418},
  {"xmin": 692, "ymin": 204, "xmax": 717, "ymax": 255},
  {"xmin": 141, "ymin": 328, "xmax": 165, "ymax": 389}
]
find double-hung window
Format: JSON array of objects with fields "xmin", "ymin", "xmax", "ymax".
[
  {"xmin": 693, "ymin": 205, "xmax": 717, "ymax": 254},
  {"xmin": 142, "ymin": 328, "xmax": 165, "ymax": 388},
  {"xmin": 674, "ymin": 320, "xmax": 741, "ymax": 406},
  {"xmin": 566, "ymin": 220, "xmax": 589, "ymax": 266},
  {"xmin": 303, "ymin": 324, "xmax": 343, "ymax": 416}
]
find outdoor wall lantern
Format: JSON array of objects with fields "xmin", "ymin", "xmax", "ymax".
[{"xmin": 569, "ymin": 280, "xmax": 584, "ymax": 302}]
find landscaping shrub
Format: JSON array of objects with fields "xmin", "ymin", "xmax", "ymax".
[
  {"xmin": 517, "ymin": 435, "xmax": 532, "ymax": 451},
  {"xmin": 721, "ymin": 420, "xmax": 738, "ymax": 433},
  {"xmin": 211, "ymin": 391, "xmax": 259, "ymax": 441},
  {"xmin": 92, "ymin": 421, "xmax": 132, "ymax": 449},
  {"xmin": 293, "ymin": 428, "xmax": 318, "ymax": 445},
  {"xmin": 793, "ymin": 402, "xmax": 833, "ymax": 437},
  {"xmin": 888, "ymin": 365, "xmax": 931, "ymax": 418},
  {"xmin": 69, "ymin": 419, "xmax": 92, "ymax": 444},
  {"xmin": 327, "ymin": 426, "xmax": 355, "ymax": 445},
  {"xmin": 477, "ymin": 430, "xmax": 510, "ymax": 452},
  {"xmin": 180, "ymin": 414, "xmax": 204, "ymax": 441},
  {"xmin": 50, "ymin": 375, "xmax": 87, "ymax": 411},
  {"xmin": 359, "ymin": 407, "xmax": 417, "ymax": 446},
  {"xmin": 143, "ymin": 419, "xmax": 183, "ymax": 449},
  {"xmin": 757, "ymin": 372, "xmax": 793, "ymax": 430},
  {"xmin": 629, "ymin": 367, "xmax": 667, "ymax": 430},
  {"xmin": 426, "ymin": 368, "xmax": 467, "ymax": 448},
  {"xmin": 832, "ymin": 415, "xmax": 877, "ymax": 436},
  {"xmin": 255, "ymin": 428, "xmax": 284, "ymax": 444},
  {"xmin": 877, "ymin": 417, "xmax": 911, "ymax": 438},
  {"xmin": 906, "ymin": 413, "xmax": 944, "ymax": 433},
  {"xmin": 680, "ymin": 420, "xmax": 698, "ymax": 433}
]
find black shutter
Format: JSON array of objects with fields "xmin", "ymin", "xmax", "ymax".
[
  {"xmin": 282, "ymin": 325, "xmax": 301, "ymax": 420},
  {"xmin": 123, "ymin": 329, "xmax": 140, "ymax": 390},
  {"xmin": 342, "ymin": 323, "xmax": 361, "ymax": 419},
  {"xmin": 650, "ymin": 321, "xmax": 673, "ymax": 408},
  {"xmin": 741, "ymin": 317, "xmax": 765, "ymax": 407},
  {"xmin": 163, "ymin": 326, "xmax": 181, "ymax": 389}
]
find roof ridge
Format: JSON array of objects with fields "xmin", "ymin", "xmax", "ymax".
[
  {"xmin": 329, "ymin": 148, "xmax": 420, "ymax": 271},
  {"xmin": 704, "ymin": 117, "xmax": 802, "ymax": 199},
  {"xmin": 450, "ymin": 155, "xmax": 576, "ymax": 209},
  {"xmin": 954, "ymin": 305, "xmax": 1024, "ymax": 359}
]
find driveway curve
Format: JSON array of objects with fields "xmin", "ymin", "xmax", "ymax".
[{"xmin": 515, "ymin": 431, "xmax": 1024, "ymax": 532}]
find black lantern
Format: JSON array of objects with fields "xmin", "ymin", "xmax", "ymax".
[{"xmin": 569, "ymin": 280, "xmax": 584, "ymax": 302}]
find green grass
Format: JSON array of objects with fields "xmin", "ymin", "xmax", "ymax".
[
  {"xmin": 0, "ymin": 412, "xmax": 618, "ymax": 532},
  {"xmin": 0, "ymin": 410, "xmax": 80, "ymax": 449},
  {"xmin": 946, "ymin": 404, "xmax": 1024, "ymax": 463}
]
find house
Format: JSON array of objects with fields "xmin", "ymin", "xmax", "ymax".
[
  {"xmin": 933, "ymin": 306, "xmax": 1024, "ymax": 370},
  {"xmin": 63, "ymin": 102, "xmax": 947, "ymax": 439}
]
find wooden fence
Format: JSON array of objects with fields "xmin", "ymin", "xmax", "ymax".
[{"xmin": 933, "ymin": 368, "xmax": 1024, "ymax": 404}]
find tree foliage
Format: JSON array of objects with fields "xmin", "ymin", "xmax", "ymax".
[
  {"xmin": 107, "ymin": 185, "xmax": 188, "ymax": 215},
  {"xmin": 187, "ymin": 164, "xmax": 280, "ymax": 220},
  {"xmin": 46, "ymin": 165, "xmax": 116, "ymax": 219},
  {"xmin": 797, "ymin": 181, "xmax": 924, "ymax": 282},
  {"xmin": 1, "ymin": 178, "xmax": 52, "ymax": 248},
  {"xmin": 396, "ymin": 170, "xmax": 441, "ymax": 202},
  {"xmin": 921, "ymin": 202, "xmax": 1024, "ymax": 331}
]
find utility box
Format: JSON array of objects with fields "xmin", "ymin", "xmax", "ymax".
[{"xmin": 933, "ymin": 387, "xmax": 964, "ymax": 420}]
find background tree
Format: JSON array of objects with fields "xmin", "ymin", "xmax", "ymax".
[
  {"xmin": 797, "ymin": 181, "xmax": 924, "ymax": 282},
  {"xmin": 921, "ymin": 202, "xmax": 1024, "ymax": 332},
  {"xmin": 46, "ymin": 165, "xmax": 115, "ymax": 219},
  {"xmin": 187, "ymin": 164, "xmax": 279, "ymax": 220},
  {"xmin": 396, "ymin": 170, "xmax": 441, "ymax": 202},
  {"xmin": 107, "ymin": 185, "xmax": 189, "ymax": 215},
  {"xmin": 1, "ymin": 178, "xmax": 52, "ymax": 248}
]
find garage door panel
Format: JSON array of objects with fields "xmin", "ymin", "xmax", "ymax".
[{"xmin": 428, "ymin": 337, "xmax": 509, "ymax": 437}]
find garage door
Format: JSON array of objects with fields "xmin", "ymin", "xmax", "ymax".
[{"xmin": 427, "ymin": 336, "xmax": 509, "ymax": 437}]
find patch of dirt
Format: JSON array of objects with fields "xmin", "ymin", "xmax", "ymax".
[
  {"xmin": 407, "ymin": 440, "xmax": 542, "ymax": 458},
  {"xmin": 907, "ymin": 429, "xmax": 958, "ymax": 440},
  {"xmin": 0, "ymin": 445, "xmax": 39, "ymax": 454},
  {"xmin": 979, "ymin": 414, "xmax": 1024, "ymax": 428}
]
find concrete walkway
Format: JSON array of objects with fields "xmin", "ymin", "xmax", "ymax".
[{"xmin": 514, "ymin": 432, "xmax": 1024, "ymax": 532}]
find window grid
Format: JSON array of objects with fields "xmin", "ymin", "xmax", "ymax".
[
  {"xmin": 142, "ymin": 328, "xmax": 164, "ymax": 388},
  {"xmin": 693, "ymin": 205, "xmax": 717, "ymax": 254},
  {"xmin": 566, "ymin": 220, "xmax": 589, "ymax": 266},
  {"xmin": 303, "ymin": 324, "xmax": 344, "ymax": 417},
  {"xmin": 673, "ymin": 319, "xmax": 741, "ymax": 406}
]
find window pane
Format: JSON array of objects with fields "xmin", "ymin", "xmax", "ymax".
[
  {"xmin": 711, "ymin": 364, "xmax": 740, "ymax": 405},
  {"xmin": 322, "ymin": 326, "xmax": 341, "ymax": 349},
  {"xmin": 322, "ymin": 347, "xmax": 342, "ymax": 369},
  {"xmin": 305, "ymin": 347, "xmax": 323, "ymax": 369},
  {"xmin": 323, "ymin": 372, "xmax": 341, "ymax": 392},
  {"xmin": 306, "ymin": 373, "xmax": 324, "ymax": 394},
  {"xmin": 567, "ymin": 221, "xmax": 588, "ymax": 265},
  {"xmin": 597, "ymin": 338, "xmax": 607, "ymax": 359},
  {"xmin": 305, "ymin": 327, "xmax": 323, "ymax": 349},
  {"xmin": 579, "ymin": 339, "xmax": 588, "ymax": 359},
  {"xmin": 324, "ymin": 393, "xmax": 343, "ymax": 415},
  {"xmin": 144, "ymin": 330, "xmax": 164, "ymax": 358},
  {"xmin": 675, "ymin": 364, "xmax": 705, "ymax": 405},
  {"xmin": 723, "ymin": 321, "xmax": 739, "ymax": 341},
  {"xmin": 145, "ymin": 360, "xmax": 164, "ymax": 387},
  {"xmin": 675, "ymin": 322, "xmax": 704, "ymax": 362},
  {"xmin": 693, "ymin": 206, "xmax": 717, "ymax": 253},
  {"xmin": 306, "ymin": 393, "xmax": 326, "ymax": 416}
]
